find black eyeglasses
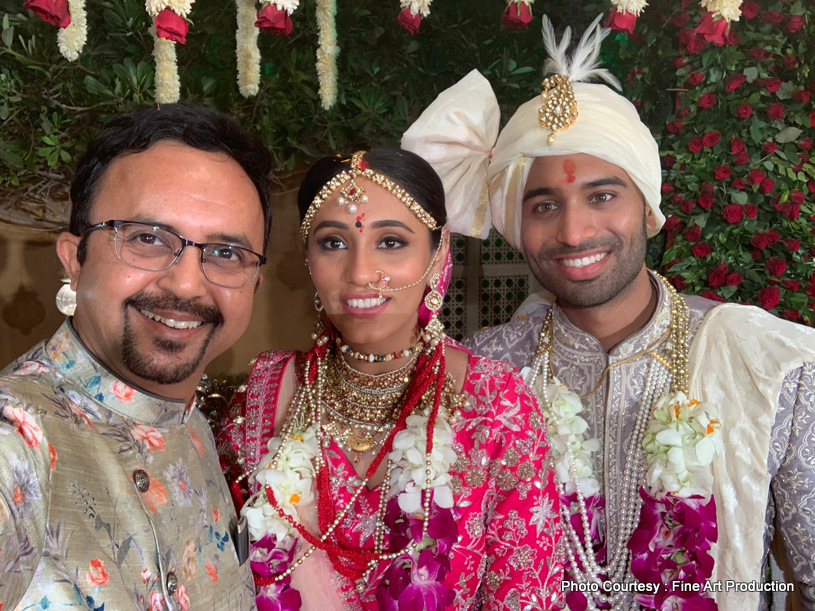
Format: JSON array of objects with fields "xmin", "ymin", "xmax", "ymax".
[{"xmin": 83, "ymin": 220, "xmax": 266, "ymax": 289}]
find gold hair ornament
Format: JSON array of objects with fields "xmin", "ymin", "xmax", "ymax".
[{"xmin": 300, "ymin": 150, "xmax": 440, "ymax": 241}]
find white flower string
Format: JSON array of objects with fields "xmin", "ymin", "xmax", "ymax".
[
  {"xmin": 57, "ymin": 0, "xmax": 87, "ymax": 61},
  {"xmin": 151, "ymin": 31, "xmax": 180, "ymax": 103},
  {"xmin": 609, "ymin": 0, "xmax": 648, "ymax": 17},
  {"xmin": 399, "ymin": 0, "xmax": 433, "ymax": 18},
  {"xmin": 700, "ymin": 0, "xmax": 743, "ymax": 22},
  {"xmin": 236, "ymin": 0, "xmax": 260, "ymax": 97},
  {"xmin": 315, "ymin": 0, "xmax": 338, "ymax": 110}
]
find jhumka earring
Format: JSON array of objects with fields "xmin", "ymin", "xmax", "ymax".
[
  {"xmin": 55, "ymin": 278, "xmax": 77, "ymax": 316},
  {"xmin": 314, "ymin": 292, "xmax": 324, "ymax": 312},
  {"xmin": 423, "ymin": 273, "xmax": 443, "ymax": 313}
]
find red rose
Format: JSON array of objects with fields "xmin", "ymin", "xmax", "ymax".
[
  {"xmin": 787, "ymin": 15, "xmax": 805, "ymax": 33},
  {"xmin": 692, "ymin": 242, "xmax": 713, "ymax": 257},
  {"xmin": 810, "ymin": 112, "xmax": 815, "ymax": 128},
  {"xmin": 741, "ymin": 1, "xmax": 760, "ymax": 18},
  {"xmin": 502, "ymin": 2, "xmax": 532, "ymax": 30},
  {"xmin": 785, "ymin": 239, "xmax": 802, "ymax": 252},
  {"xmin": 737, "ymin": 103, "xmax": 753, "ymax": 119},
  {"xmin": 674, "ymin": 56, "xmax": 688, "ymax": 69},
  {"xmin": 685, "ymin": 225, "xmax": 702, "ymax": 242},
  {"xmin": 688, "ymin": 72, "xmax": 706, "ymax": 86},
  {"xmin": 790, "ymin": 190, "xmax": 805, "ymax": 205},
  {"xmin": 723, "ymin": 204, "xmax": 743, "ymax": 223},
  {"xmin": 763, "ymin": 11, "xmax": 784, "ymax": 24},
  {"xmin": 760, "ymin": 178, "xmax": 774, "ymax": 194},
  {"xmin": 686, "ymin": 36, "xmax": 705, "ymax": 54},
  {"xmin": 714, "ymin": 165, "xmax": 731, "ymax": 180},
  {"xmin": 808, "ymin": 180, "xmax": 815, "ymax": 193},
  {"xmin": 751, "ymin": 233, "xmax": 770, "ymax": 249},
  {"xmin": 800, "ymin": 139, "xmax": 814, "ymax": 150},
  {"xmin": 680, "ymin": 199, "xmax": 695, "ymax": 213},
  {"xmin": 782, "ymin": 279, "xmax": 801, "ymax": 292},
  {"xmin": 764, "ymin": 78, "xmax": 782, "ymax": 93},
  {"xmin": 672, "ymin": 13, "xmax": 690, "ymax": 28},
  {"xmin": 702, "ymin": 131, "xmax": 720, "ymax": 148},
  {"xmin": 255, "ymin": 3, "xmax": 293, "ymax": 35},
  {"xmin": 783, "ymin": 55, "xmax": 798, "ymax": 70},
  {"xmin": 733, "ymin": 179, "xmax": 747, "ymax": 191},
  {"xmin": 605, "ymin": 7, "xmax": 636, "ymax": 35},
  {"xmin": 661, "ymin": 183, "xmax": 675, "ymax": 194},
  {"xmin": 785, "ymin": 203, "xmax": 801, "ymax": 220},
  {"xmin": 664, "ymin": 214, "xmax": 682, "ymax": 232},
  {"xmin": 762, "ymin": 142, "xmax": 778, "ymax": 154},
  {"xmin": 708, "ymin": 263, "xmax": 729, "ymax": 287},
  {"xmin": 397, "ymin": 8, "xmax": 422, "ymax": 35},
  {"xmin": 744, "ymin": 203, "xmax": 758, "ymax": 217},
  {"xmin": 698, "ymin": 92, "xmax": 717, "ymax": 108},
  {"xmin": 766, "ymin": 257, "xmax": 787, "ymax": 277},
  {"xmin": 23, "ymin": 0, "xmax": 70, "ymax": 27},
  {"xmin": 768, "ymin": 103, "xmax": 785, "ymax": 120},
  {"xmin": 671, "ymin": 275, "xmax": 689, "ymax": 291},
  {"xmin": 794, "ymin": 90, "xmax": 811, "ymax": 103},
  {"xmin": 701, "ymin": 291, "xmax": 726, "ymax": 302},
  {"xmin": 783, "ymin": 310, "xmax": 800, "ymax": 322},
  {"xmin": 694, "ymin": 11, "xmax": 728, "ymax": 46},
  {"xmin": 667, "ymin": 120, "xmax": 685, "ymax": 134},
  {"xmin": 155, "ymin": 9, "xmax": 188, "ymax": 44},
  {"xmin": 747, "ymin": 169, "xmax": 765, "ymax": 185},
  {"xmin": 726, "ymin": 272, "xmax": 743, "ymax": 286},
  {"xmin": 766, "ymin": 229, "xmax": 781, "ymax": 245},
  {"xmin": 749, "ymin": 48, "xmax": 768, "ymax": 60},
  {"xmin": 663, "ymin": 154, "xmax": 676, "ymax": 169},
  {"xmin": 733, "ymin": 152, "xmax": 749, "ymax": 166},
  {"xmin": 688, "ymin": 137, "xmax": 703, "ymax": 152},
  {"xmin": 697, "ymin": 194, "xmax": 715, "ymax": 210},
  {"xmin": 724, "ymin": 73, "xmax": 747, "ymax": 92},
  {"xmin": 757, "ymin": 286, "xmax": 781, "ymax": 310},
  {"xmin": 730, "ymin": 138, "xmax": 745, "ymax": 153},
  {"xmin": 677, "ymin": 106, "xmax": 690, "ymax": 119},
  {"xmin": 670, "ymin": 192, "xmax": 684, "ymax": 205}
]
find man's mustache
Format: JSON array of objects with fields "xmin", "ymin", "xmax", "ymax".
[{"xmin": 124, "ymin": 292, "xmax": 223, "ymax": 326}]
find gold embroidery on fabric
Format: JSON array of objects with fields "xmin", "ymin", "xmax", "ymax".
[
  {"xmin": 496, "ymin": 469, "xmax": 518, "ymax": 491},
  {"xmin": 502, "ymin": 447, "xmax": 521, "ymax": 467},
  {"xmin": 485, "ymin": 571, "xmax": 504, "ymax": 592},
  {"xmin": 450, "ymin": 474, "xmax": 463, "ymax": 495},
  {"xmin": 516, "ymin": 460, "xmax": 535, "ymax": 481},
  {"xmin": 529, "ymin": 410, "xmax": 543, "ymax": 430},
  {"xmin": 466, "ymin": 466, "xmax": 487, "ymax": 488}
]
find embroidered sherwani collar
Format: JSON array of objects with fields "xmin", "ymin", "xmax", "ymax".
[{"xmin": 42, "ymin": 320, "xmax": 191, "ymax": 425}]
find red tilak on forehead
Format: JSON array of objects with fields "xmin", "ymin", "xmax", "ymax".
[{"xmin": 562, "ymin": 159, "xmax": 577, "ymax": 183}]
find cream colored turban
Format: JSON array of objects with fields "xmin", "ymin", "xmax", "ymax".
[{"xmin": 402, "ymin": 17, "xmax": 664, "ymax": 250}]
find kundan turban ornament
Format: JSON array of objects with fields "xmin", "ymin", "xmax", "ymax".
[{"xmin": 402, "ymin": 15, "xmax": 664, "ymax": 250}]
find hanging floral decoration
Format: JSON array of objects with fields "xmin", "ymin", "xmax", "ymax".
[
  {"xmin": 315, "ymin": 0, "xmax": 338, "ymax": 109},
  {"xmin": 606, "ymin": 0, "xmax": 647, "ymax": 35},
  {"xmin": 397, "ymin": 0, "xmax": 432, "ymax": 36},
  {"xmin": 23, "ymin": 0, "xmax": 71, "ymax": 28},
  {"xmin": 236, "ymin": 0, "xmax": 260, "ymax": 97},
  {"xmin": 501, "ymin": 0, "xmax": 534, "ymax": 30},
  {"xmin": 145, "ymin": 0, "xmax": 195, "ymax": 103},
  {"xmin": 255, "ymin": 0, "xmax": 298, "ymax": 36},
  {"xmin": 606, "ymin": 0, "xmax": 742, "ymax": 41},
  {"xmin": 57, "ymin": 0, "xmax": 87, "ymax": 60}
]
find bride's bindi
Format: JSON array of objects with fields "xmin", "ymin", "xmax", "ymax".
[{"xmin": 562, "ymin": 159, "xmax": 577, "ymax": 183}]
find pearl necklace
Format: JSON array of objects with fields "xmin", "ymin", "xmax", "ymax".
[{"xmin": 528, "ymin": 274, "xmax": 690, "ymax": 610}]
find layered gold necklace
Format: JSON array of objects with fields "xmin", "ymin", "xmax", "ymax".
[{"xmin": 321, "ymin": 350, "xmax": 418, "ymax": 458}]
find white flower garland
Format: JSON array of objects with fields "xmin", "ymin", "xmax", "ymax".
[
  {"xmin": 315, "ymin": 0, "xmax": 338, "ymax": 110},
  {"xmin": 241, "ymin": 412, "xmax": 457, "ymax": 546},
  {"xmin": 610, "ymin": 0, "xmax": 648, "ymax": 15},
  {"xmin": 235, "ymin": 0, "xmax": 260, "ymax": 97},
  {"xmin": 151, "ymin": 31, "xmax": 180, "ymax": 103},
  {"xmin": 642, "ymin": 392, "xmax": 722, "ymax": 497},
  {"xmin": 700, "ymin": 0, "xmax": 743, "ymax": 22},
  {"xmin": 145, "ymin": 0, "xmax": 194, "ymax": 17},
  {"xmin": 400, "ymin": 0, "xmax": 433, "ymax": 17},
  {"xmin": 57, "ymin": 0, "xmax": 87, "ymax": 61},
  {"xmin": 267, "ymin": 0, "xmax": 300, "ymax": 12}
]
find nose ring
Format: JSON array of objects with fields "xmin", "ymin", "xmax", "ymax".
[{"xmin": 368, "ymin": 271, "xmax": 390, "ymax": 298}]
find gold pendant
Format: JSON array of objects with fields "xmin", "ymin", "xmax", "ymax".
[{"xmin": 347, "ymin": 432, "xmax": 373, "ymax": 452}]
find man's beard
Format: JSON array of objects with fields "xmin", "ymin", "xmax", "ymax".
[
  {"xmin": 121, "ymin": 292, "xmax": 223, "ymax": 385},
  {"xmin": 528, "ymin": 218, "xmax": 648, "ymax": 309}
]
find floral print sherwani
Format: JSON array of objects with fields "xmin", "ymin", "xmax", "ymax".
[{"xmin": 0, "ymin": 321, "xmax": 255, "ymax": 610}]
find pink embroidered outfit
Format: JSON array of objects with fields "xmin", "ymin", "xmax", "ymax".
[{"xmin": 218, "ymin": 341, "xmax": 562, "ymax": 610}]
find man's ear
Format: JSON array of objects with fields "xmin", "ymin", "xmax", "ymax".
[
  {"xmin": 645, "ymin": 203, "xmax": 659, "ymax": 234},
  {"xmin": 254, "ymin": 273, "xmax": 264, "ymax": 293},
  {"xmin": 56, "ymin": 232, "xmax": 82, "ymax": 289}
]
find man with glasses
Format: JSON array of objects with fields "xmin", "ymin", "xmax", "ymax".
[{"xmin": 0, "ymin": 104, "xmax": 270, "ymax": 609}]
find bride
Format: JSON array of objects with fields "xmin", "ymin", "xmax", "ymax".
[{"xmin": 218, "ymin": 149, "xmax": 562, "ymax": 610}]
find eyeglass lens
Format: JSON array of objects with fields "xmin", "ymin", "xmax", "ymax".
[{"xmin": 111, "ymin": 222, "xmax": 260, "ymax": 288}]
